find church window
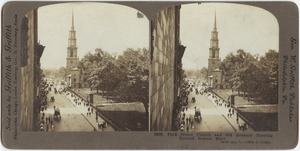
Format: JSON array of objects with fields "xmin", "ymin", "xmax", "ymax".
[
  {"xmin": 70, "ymin": 50, "xmax": 73, "ymax": 57},
  {"xmin": 212, "ymin": 50, "xmax": 215, "ymax": 58}
]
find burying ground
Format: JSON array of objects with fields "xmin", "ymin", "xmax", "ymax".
[
  {"xmin": 72, "ymin": 88, "xmax": 148, "ymax": 131},
  {"xmin": 213, "ymin": 89, "xmax": 278, "ymax": 131}
]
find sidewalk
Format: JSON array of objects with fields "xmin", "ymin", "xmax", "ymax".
[
  {"xmin": 206, "ymin": 91, "xmax": 253, "ymax": 132},
  {"xmin": 65, "ymin": 92, "xmax": 115, "ymax": 132}
]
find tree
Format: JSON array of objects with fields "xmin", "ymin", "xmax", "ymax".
[
  {"xmin": 199, "ymin": 67, "xmax": 208, "ymax": 81},
  {"xmin": 221, "ymin": 49, "xmax": 278, "ymax": 104},
  {"xmin": 117, "ymin": 48, "xmax": 149, "ymax": 115},
  {"xmin": 79, "ymin": 47, "xmax": 150, "ymax": 115},
  {"xmin": 258, "ymin": 49, "xmax": 278, "ymax": 104},
  {"xmin": 58, "ymin": 66, "xmax": 66, "ymax": 80}
]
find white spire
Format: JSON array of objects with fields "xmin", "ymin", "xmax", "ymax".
[{"xmin": 71, "ymin": 10, "xmax": 74, "ymax": 30}]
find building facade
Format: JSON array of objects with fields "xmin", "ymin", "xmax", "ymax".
[
  {"xmin": 20, "ymin": 10, "xmax": 45, "ymax": 131},
  {"xmin": 150, "ymin": 6, "xmax": 184, "ymax": 131}
]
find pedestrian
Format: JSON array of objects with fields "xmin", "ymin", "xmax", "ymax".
[
  {"xmin": 42, "ymin": 112, "xmax": 45, "ymax": 119},
  {"xmin": 50, "ymin": 118, "xmax": 53, "ymax": 126},
  {"xmin": 96, "ymin": 116, "xmax": 98, "ymax": 122},
  {"xmin": 45, "ymin": 117, "xmax": 48, "ymax": 125},
  {"xmin": 51, "ymin": 124, "xmax": 54, "ymax": 131},
  {"xmin": 46, "ymin": 124, "xmax": 49, "ymax": 132},
  {"xmin": 186, "ymin": 118, "xmax": 189, "ymax": 125},
  {"xmin": 232, "ymin": 109, "xmax": 235, "ymax": 115},
  {"xmin": 229, "ymin": 108, "xmax": 231, "ymax": 113},
  {"xmin": 91, "ymin": 108, "xmax": 94, "ymax": 114}
]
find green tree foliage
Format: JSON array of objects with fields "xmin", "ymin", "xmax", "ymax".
[
  {"xmin": 220, "ymin": 49, "xmax": 278, "ymax": 104},
  {"xmin": 116, "ymin": 48, "xmax": 149, "ymax": 115},
  {"xmin": 79, "ymin": 48, "xmax": 149, "ymax": 114},
  {"xmin": 259, "ymin": 50, "xmax": 278, "ymax": 103}
]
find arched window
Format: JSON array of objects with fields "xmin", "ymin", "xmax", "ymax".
[{"xmin": 70, "ymin": 50, "xmax": 73, "ymax": 57}]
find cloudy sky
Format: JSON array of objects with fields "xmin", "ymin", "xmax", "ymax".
[
  {"xmin": 38, "ymin": 2, "xmax": 149, "ymax": 69},
  {"xmin": 180, "ymin": 3, "xmax": 279, "ymax": 70}
]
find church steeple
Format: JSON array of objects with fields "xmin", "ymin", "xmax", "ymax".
[
  {"xmin": 71, "ymin": 10, "xmax": 74, "ymax": 30},
  {"xmin": 66, "ymin": 11, "xmax": 79, "ymax": 77},
  {"xmin": 207, "ymin": 11, "xmax": 221, "ymax": 77},
  {"xmin": 209, "ymin": 12, "xmax": 219, "ymax": 59},
  {"xmin": 214, "ymin": 11, "xmax": 217, "ymax": 30},
  {"xmin": 67, "ymin": 11, "xmax": 77, "ymax": 56}
]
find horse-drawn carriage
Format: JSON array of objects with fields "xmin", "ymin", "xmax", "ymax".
[
  {"xmin": 194, "ymin": 109, "xmax": 202, "ymax": 122},
  {"xmin": 50, "ymin": 96, "xmax": 55, "ymax": 102},
  {"xmin": 54, "ymin": 107, "xmax": 61, "ymax": 120},
  {"xmin": 191, "ymin": 97, "xmax": 196, "ymax": 103}
]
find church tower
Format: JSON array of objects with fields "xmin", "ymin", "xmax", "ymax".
[
  {"xmin": 66, "ymin": 11, "xmax": 79, "ymax": 77},
  {"xmin": 207, "ymin": 12, "xmax": 221, "ymax": 76}
]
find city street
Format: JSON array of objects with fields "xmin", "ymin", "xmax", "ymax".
[
  {"xmin": 40, "ymin": 86, "xmax": 114, "ymax": 132},
  {"xmin": 181, "ymin": 85, "xmax": 252, "ymax": 132}
]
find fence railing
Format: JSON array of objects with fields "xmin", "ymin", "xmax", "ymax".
[{"xmin": 68, "ymin": 89, "xmax": 130, "ymax": 131}]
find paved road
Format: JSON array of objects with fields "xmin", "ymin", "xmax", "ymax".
[
  {"xmin": 181, "ymin": 86, "xmax": 252, "ymax": 132},
  {"xmin": 39, "ymin": 87, "xmax": 114, "ymax": 132}
]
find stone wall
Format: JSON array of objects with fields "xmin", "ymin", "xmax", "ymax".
[
  {"xmin": 150, "ymin": 6, "xmax": 178, "ymax": 131},
  {"xmin": 20, "ymin": 10, "xmax": 37, "ymax": 131},
  {"xmin": 20, "ymin": 10, "xmax": 44, "ymax": 131}
]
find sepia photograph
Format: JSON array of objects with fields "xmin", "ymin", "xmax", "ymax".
[
  {"xmin": 1, "ymin": 0, "xmax": 298, "ymax": 149},
  {"xmin": 150, "ymin": 3, "xmax": 278, "ymax": 132},
  {"xmin": 20, "ymin": 2, "xmax": 149, "ymax": 132}
]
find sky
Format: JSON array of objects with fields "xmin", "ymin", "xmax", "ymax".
[
  {"xmin": 180, "ymin": 3, "xmax": 279, "ymax": 70},
  {"xmin": 38, "ymin": 2, "xmax": 149, "ymax": 69}
]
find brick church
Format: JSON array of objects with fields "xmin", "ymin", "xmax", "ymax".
[
  {"xmin": 66, "ymin": 12, "xmax": 81, "ymax": 88},
  {"xmin": 207, "ymin": 13, "xmax": 229, "ymax": 89}
]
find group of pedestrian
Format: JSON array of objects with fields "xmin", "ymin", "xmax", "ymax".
[
  {"xmin": 87, "ymin": 107, "xmax": 93, "ymax": 116},
  {"xmin": 178, "ymin": 107, "xmax": 195, "ymax": 132},
  {"xmin": 67, "ymin": 91, "xmax": 110, "ymax": 131},
  {"xmin": 39, "ymin": 111, "xmax": 54, "ymax": 132},
  {"xmin": 227, "ymin": 107, "xmax": 235, "ymax": 118}
]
